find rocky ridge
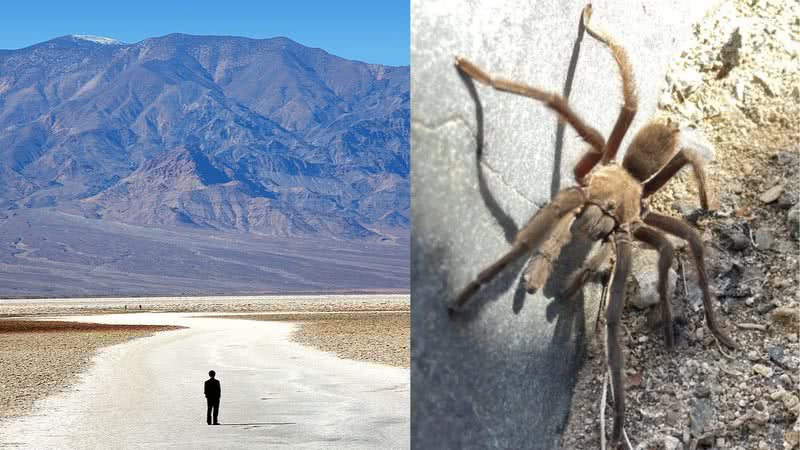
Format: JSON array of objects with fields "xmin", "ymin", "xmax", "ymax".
[{"xmin": 0, "ymin": 34, "xmax": 409, "ymax": 240}]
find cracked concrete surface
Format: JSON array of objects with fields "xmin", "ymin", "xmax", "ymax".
[{"xmin": 411, "ymin": 1, "xmax": 718, "ymax": 448}]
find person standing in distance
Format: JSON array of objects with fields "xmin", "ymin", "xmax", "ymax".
[{"xmin": 204, "ymin": 370, "xmax": 221, "ymax": 425}]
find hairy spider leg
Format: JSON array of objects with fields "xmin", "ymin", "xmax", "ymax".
[
  {"xmin": 642, "ymin": 147, "xmax": 715, "ymax": 210},
  {"xmin": 644, "ymin": 212, "xmax": 736, "ymax": 348},
  {"xmin": 607, "ymin": 228, "xmax": 632, "ymax": 448},
  {"xmin": 632, "ymin": 224, "xmax": 676, "ymax": 348},
  {"xmin": 450, "ymin": 188, "xmax": 586, "ymax": 310},
  {"xmin": 561, "ymin": 239, "xmax": 613, "ymax": 299},
  {"xmin": 454, "ymin": 56, "xmax": 606, "ymax": 184},
  {"xmin": 582, "ymin": 4, "xmax": 638, "ymax": 165}
]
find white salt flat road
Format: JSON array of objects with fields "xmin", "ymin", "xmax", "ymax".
[{"xmin": 0, "ymin": 313, "xmax": 409, "ymax": 449}]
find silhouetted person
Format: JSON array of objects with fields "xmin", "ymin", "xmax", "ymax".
[{"xmin": 204, "ymin": 370, "xmax": 221, "ymax": 425}]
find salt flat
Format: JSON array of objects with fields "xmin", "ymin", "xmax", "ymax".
[{"xmin": 0, "ymin": 313, "xmax": 409, "ymax": 449}]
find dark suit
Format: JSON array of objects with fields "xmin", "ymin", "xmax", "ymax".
[{"xmin": 204, "ymin": 378, "xmax": 221, "ymax": 424}]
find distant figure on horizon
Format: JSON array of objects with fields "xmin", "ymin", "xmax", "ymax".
[{"xmin": 204, "ymin": 370, "xmax": 221, "ymax": 425}]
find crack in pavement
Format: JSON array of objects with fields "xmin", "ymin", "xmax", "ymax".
[{"xmin": 413, "ymin": 116, "xmax": 539, "ymax": 207}]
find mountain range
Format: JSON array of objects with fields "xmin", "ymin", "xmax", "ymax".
[
  {"xmin": 0, "ymin": 34, "xmax": 409, "ymax": 296},
  {"xmin": 0, "ymin": 33, "xmax": 409, "ymax": 240}
]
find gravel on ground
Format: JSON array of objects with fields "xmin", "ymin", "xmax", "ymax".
[
  {"xmin": 209, "ymin": 311, "xmax": 410, "ymax": 368},
  {"xmin": 561, "ymin": 0, "xmax": 799, "ymax": 448},
  {"xmin": 0, "ymin": 294, "xmax": 409, "ymax": 317},
  {"xmin": 0, "ymin": 320, "xmax": 181, "ymax": 420}
]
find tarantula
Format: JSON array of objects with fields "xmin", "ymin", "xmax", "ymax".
[{"xmin": 448, "ymin": 4, "xmax": 736, "ymax": 448}]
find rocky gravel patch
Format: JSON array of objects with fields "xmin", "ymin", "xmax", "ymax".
[
  {"xmin": 562, "ymin": 0, "xmax": 799, "ymax": 448},
  {"xmin": 211, "ymin": 311, "xmax": 410, "ymax": 368},
  {"xmin": 0, "ymin": 321, "xmax": 180, "ymax": 421}
]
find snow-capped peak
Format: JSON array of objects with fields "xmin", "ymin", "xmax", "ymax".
[{"xmin": 71, "ymin": 35, "xmax": 122, "ymax": 45}]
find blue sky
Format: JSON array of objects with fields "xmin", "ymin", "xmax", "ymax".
[{"xmin": 0, "ymin": 0, "xmax": 409, "ymax": 66}]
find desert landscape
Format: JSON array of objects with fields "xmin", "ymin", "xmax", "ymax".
[
  {"xmin": 0, "ymin": 294, "xmax": 410, "ymax": 449},
  {"xmin": 0, "ymin": 4, "xmax": 410, "ymax": 448}
]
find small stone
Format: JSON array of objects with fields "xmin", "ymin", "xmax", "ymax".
[
  {"xmin": 747, "ymin": 350, "xmax": 760, "ymax": 361},
  {"xmin": 673, "ymin": 201, "xmax": 701, "ymax": 222},
  {"xmin": 768, "ymin": 345, "xmax": 785, "ymax": 366},
  {"xmin": 745, "ymin": 107, "xmax": 762, "ymax": 124},
  {"xmin": 759, "ymin": 184, "xmax": 784, "ymax": 203},
  {"xmin": 771, "ymin": 389, "xmax": 787, "ymax": 401},
  {"xmin": 665, "ymin": 409, "xmax": 682, "ymax": 427},
  {"xmin": 772, "ymin": 306, "xmax": 800, "ymax": 333},
  {"xmin": 732, "ymin": 412, "xmax": 750, "ymax": 428},
  {"xmin": 708, "ymin": 245, "xmax": 733, "ymax": 276},
  {"xmin": 742, "ymin": 163, "xmax": 754, "ymax": 175},
  {"xmin": 754, "ymin": 228, "xmax": 772, "ymax": 250},
  {"xmin": 753, "ymin": 363, "xmax": 773, "ymax": 377},
  {"xmin": 784, "ymin": 394, "xmax": 800, "ymax": 410},
  {"xmin": 780, "ymin": 374, "xmax": 792, "ymax": 386},
  {"xmin": 695, "ymin": 327, "xmax": 704, "ymax": 341},
  {"xmin": 695, "ymin": 385, "xmax": 711, "ymax": 398},
  {"xmin": 756, "ymin": 302, "xmax": 778, "ymax": 315},
  {"xmin": 722, "ymin": 228, "xmax": 749, "ymax": 250},
  {"xmin": 629, "ymin": 251, "xmax": 677, "ymax": 309},
  {"xmin": 777, "ymin": 192, "xmax": 797, "ymax": 209},
  {"xmin": 663, "ymin": 435, "xmax": 681, "ymax": 450},
  {"xmin": 745, "ymin": 297, "xmax": 755, "ymax": 306},
  {"xmin": 788, "ymin": 205, "xmax": 800, "ymax": 240},
  {"xmin": 774, "ymin": 277, "xmax": 791, "ymax": 289},
  {"xmin": 670, "ymin": 200, "xmax": 691, "ymax": 216},
  {"xmin": 752, "ymin": 409, "xmax": 769, "ymax": 425},
  {"xmin": 774, "ymin": 150, "xmax": 797, "ymax": 166}
]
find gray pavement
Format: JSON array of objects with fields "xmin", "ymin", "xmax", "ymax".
[{"xmin": 411, "ymin": 1, "xmax": 718, "ymax": 448}]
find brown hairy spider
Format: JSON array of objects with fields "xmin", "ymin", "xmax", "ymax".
[{"xmin": 448, "ymin": 4, "xmax": 736, "ymax": 448}]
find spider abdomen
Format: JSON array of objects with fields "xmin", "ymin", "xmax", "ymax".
[
  {"xmin": 584, "ymin": 165, "xmax": 642, "ymax": 225},
  {"xmin": 622, "ymin": 122, "xmax": 680, "ymax": 182}
]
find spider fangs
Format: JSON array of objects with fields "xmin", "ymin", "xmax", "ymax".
[{"xmin": 447, "ymin": 4, "xmax": 737, "ymax": 449}]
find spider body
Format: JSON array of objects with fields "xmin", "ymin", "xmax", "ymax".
[
  {"xmin": 583, "ymin": 164, "xmax": 642, "ymax": 223},
  {"xmin": 448, "ymin": 5, "xmax": 735, "ymax": 449}
]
